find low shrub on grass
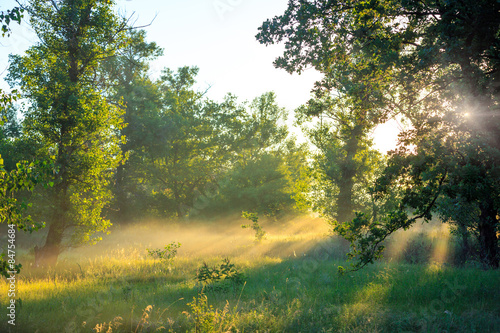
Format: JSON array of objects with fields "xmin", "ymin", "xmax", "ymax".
[
  {"xmin": 402, "ymin": 232, "xmax": 433, "ymax": 264},
  {"xmin": 184, "ymin": 290, "xmax": 235, "ymax": 333},
  {"xmin": 241, "ymin": 211, "xmax": 266, "ymax": 243},
  {"xmin": 147, "ymin": 242, "xmax": 181, "ymax": 269},
  {"xmin": 147, "ymin": 242, "xmax": 181, "ymax": 262},
  {"xmin": 196, "ymin": 258, "xmax": 245, "ymax": 291}
]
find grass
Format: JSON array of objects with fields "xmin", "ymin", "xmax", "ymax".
[{"xmin": 0, "ymin": 217, "xmax": 499, "ymax": 332}]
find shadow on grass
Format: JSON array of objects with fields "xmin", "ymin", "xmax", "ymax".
[{"xmin": 2, "ymin": 236, "xmax": 500, "ymax": 333}]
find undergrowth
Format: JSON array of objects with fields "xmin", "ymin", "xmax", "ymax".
[{"xmin": 0, "ymin": 220, "xmax": 499, "ymax": 332}]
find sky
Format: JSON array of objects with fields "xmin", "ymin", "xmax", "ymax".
[{"xmin": 0, "ymin": 0, "xmax": 400, "ymax": 152}]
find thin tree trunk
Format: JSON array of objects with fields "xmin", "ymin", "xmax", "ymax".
[
  {"xmin": 336, "ymin": 125, "xmax": 362, "ymax": 223},
  {"xmin": 478, "ymin": 199, "xmax": 499, "ymax": 268},
  {"xmin": 114, "ymin": 163, "xmax": 129, "ymax": 221}
]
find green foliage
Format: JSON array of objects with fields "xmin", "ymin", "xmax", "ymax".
[
  {"xmin": 241, "ymin": 211, "xmax": 266, "ymax": 243},
  {"xmin": 0, "ymin": 156, "xmax": 54, "ymax": 228},
  {"xmin": 0, "ymin": 155, "xmax": 54, "ymax": 277},
  {"xmin": 258, "ymin": 0, "xmax": 500, "ymax": 269},
  {"xmin": 0, "ymin": 6, "xmax": 23, "ymax": 37},
  {"xmin": 259, "ymin": 0, "xmax": 397, "ymax": 225},
  {"xmin": 137, "ymin": 67, "xmax": 248, "ymax": 218},
  {"xmin": 0, "ymin": 253, "xmax": 21, "ymax": 279},
  {"xmin": 198, "ymin": 95, "xmax": 311, "ymax": 219},
  {"xmin": 147, "ymin": 242, "xmax": 181, "ymax": 262},
  {"xmin": 127, "ymin": 81, "xmax": 310, "ymax": 220},
  {"xmin": 195, "ymin": 258, "xmax": 245, "ymax": 290},
  {"xmin": 185, "ymin": 291, "xmax": 233, "ymax": 333},
  {"xmin": 6, "ymin": 0, "xmax": 129, "ymax": 264},
  {"xmin": 102, "ymin": 29, "xmax": 164, "ymax": 222},
  {"xmin": 0, "ymin": 1, "xmax": 49, "ymax": 277},
  {"xmin": 306, "ymin": 121, "xmax": 389, "ymax": 224},
  {"xmin": 0, "ymin": 90, "xmax": 18, "ymax": 125},
  {"xmin": 213, "ymin": 153, "xmax": 292, "ymax": 218}
]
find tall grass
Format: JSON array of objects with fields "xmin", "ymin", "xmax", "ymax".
[{"xmin": 0, "ymin": 217, "xmax": 499, "ymax": 332}]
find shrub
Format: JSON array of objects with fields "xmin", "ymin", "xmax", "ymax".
[
  {"xmin": 184, "ymin": 291, "xmax": 234, "ymax": 333},
  {"xmin": 241, "ymin": 211, "xmax": 266, "ymax": 243},
  {"xmin": 147, "ymin": 242, "xmax": 181, "ymax": 263},
  {"xmin": 196, "ymin": 258, "xmax": 245, "ymax": 290},
  {"xmin": 402, "ymin": 233, "xmax": 433, "ymax": 265}
]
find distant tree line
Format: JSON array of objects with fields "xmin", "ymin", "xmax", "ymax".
[{"xmin": 0, "ymin": 1, "xmax": 313, "ymax": 267}]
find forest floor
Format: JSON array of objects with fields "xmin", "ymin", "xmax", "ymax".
[{"xmin": 1, "ymin": 216, "xmax": 499, "ymax": 332}]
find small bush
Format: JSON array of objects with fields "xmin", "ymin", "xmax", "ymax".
[
  {"xmin": 184, "ymin": 291, "xmax": 234, "ymax": 332},
  {"xmin": 241, "ymin": 211, "xmax": 266, "ymax": 242},
  {"xmin": 196, "ymin": 258, "xmax": 245, "ymax": 290},
  {"xmin": 147, "ymin": 241, "xmax": 181, "ymax": 263},
  {"xmin": 402, "ymin": 233, "xmax": 433, "ymax": 264}
]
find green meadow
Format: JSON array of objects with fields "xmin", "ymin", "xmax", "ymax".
[
  {"xmin": 1, "ymin": 217, "xmax": 499, "ymax": 333},
  {"xmin": 2, "ymin": 1, "xmax": 500, "ymax": 332}
]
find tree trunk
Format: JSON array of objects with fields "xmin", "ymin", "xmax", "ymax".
[
  {"xmin": 336, "ymin": 124, "xmax": 363, "ymax": 223},
  {"xmin": 35, "ymin": 162, "xmax": 69, "ymax": 267},
  {"xmin": 113, "ymin": 163, "xmax": 129, "ymax": 222},
  {"xmin": 456, "ymin": 221, "xmax": 471, "ymax": 266},
  {"xmin": 478, "ymin": 199, "xmax": 499, "ymax": 268},
  {"xmin": 337, "ymin": 177, "xmax": 354, "ymax": 223},
  {"xmin": 34, "ymin": 218, "xmax": 64, "ymax": 267}
]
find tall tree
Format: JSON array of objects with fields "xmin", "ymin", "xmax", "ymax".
[
  {"xmin": 199, "ymin": 92, "xmax": 311, "ymax": 218},
  {"xmin": 226, "ymin": 92, "xmax": 308, "ymax": 218},
  {"xmin": 257, "ymin": 0, "xmax": 398, "ymax": 224},
  {"xmin": 304, "ymin": 118, "xmax": 385, "ymax": 224},
  {"xmin": 141, "ymin": 67, "xmax": 247, "ymax": 218},
  {"xmin": 258, "ymin": 0, "xmax": 500, "ymax": 269},
  {"xmin": 7, "ymin": 0, "xmax": 128, "ymax": 266},
  {"xmin": 101, "ymin": 29, "xmax": 163, "ymax": 222}
]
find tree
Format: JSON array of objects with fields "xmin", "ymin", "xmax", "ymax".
[
  {"xmin": 257, "ymin": 0, "xmax": 398, "ymax": 224},
  {"xmin": 141, "ymin": 67, "xmax": 247, "ymax": 218},
  {"xmin": 201, "ymin": 93, "xmax": 311, "ymax": 218},
  {"xmin": 0, "ymin": 3, "xmax": 47, "ymax": 277},
  {"xmin": 296, "ymin": 94, "xmax": 386, "ymax": 224},
  {"xmin": 257, "ymin": 0, "xmax": 500, "ymax": 268},
  {"xmin": 7, "ymin": 0, "xmax": 129, "ymax": 266},
  {"xmin": 101, "ymin": 29, "xmax": 164, "ymax": 222},
  {"xmin": 305, "ymin": 120, "xmax": 385, "ymax": 224}
]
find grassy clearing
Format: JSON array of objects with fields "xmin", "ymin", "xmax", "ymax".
[{"xmin": 1, "ymin": 217, "xmax": 499, "ymax": 332}]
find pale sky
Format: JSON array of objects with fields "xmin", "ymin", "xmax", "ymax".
[{"xmin": 0, "ymin": 0, "xmax": 400, "ymax": 152}]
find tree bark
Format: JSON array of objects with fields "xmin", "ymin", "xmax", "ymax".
[
  {"xmin": 478, "ymin": 199, "xmax": 499, "ymax": 268},
  {"xmin": 36, "ymin": 129, "xmax": 70, "ymax": 266},
  {"xmin": 336, "ymin": 124, "xmax": 363, "ymax": 223},
  {"xmin": 113, "ymin": 163, "xmax": 129, "ymax": 222},
  {"xmin": 34, "ymin": 217, "xmax": 64, "ymax": 267}
]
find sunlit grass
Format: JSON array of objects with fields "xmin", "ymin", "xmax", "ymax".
[{"xmin": 1, "ymin": 217, "xmax": 499, "ymax": 332}]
